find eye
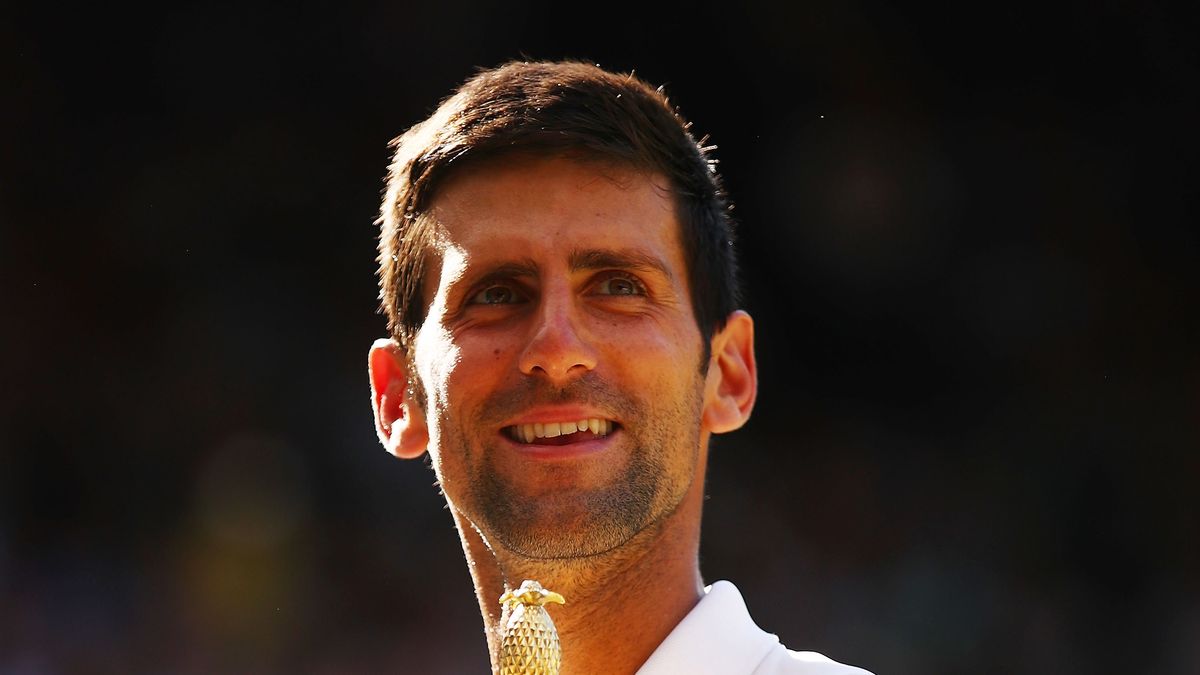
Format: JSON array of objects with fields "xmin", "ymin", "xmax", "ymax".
[
  {"xmin": 469, "ymin": 284, "xmax": 525, "ymax": 305},
  {"xmin": 592, "ymin": 273, "xmax": 646, "ymax": 296}
]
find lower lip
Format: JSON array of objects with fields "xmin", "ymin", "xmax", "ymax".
[{"xmin": 500, "ymin": 429, "xmax": 620, "ymax": 460}]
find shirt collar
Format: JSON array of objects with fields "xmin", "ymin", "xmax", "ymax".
[{"xmin": 636, "ymin": 580, "xmax": 779, "ymax": 675}]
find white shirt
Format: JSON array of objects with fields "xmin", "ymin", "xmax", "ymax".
[{"xmin": 636, "ymin": 581, "xmax": 875, "ymax": 675}]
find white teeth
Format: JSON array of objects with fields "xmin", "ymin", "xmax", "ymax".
[{"xmin": 510, "ymin": 418, "xmax": 614, "ymax": 443}]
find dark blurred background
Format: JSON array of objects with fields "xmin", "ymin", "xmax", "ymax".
[{"xmin": 3, "ymin": 1, "xmax": 1197, "ymax": 673}]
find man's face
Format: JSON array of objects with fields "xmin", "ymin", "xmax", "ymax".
[{"xmin": 409, "ymin": 155, "xmax": 710, "ymax": 559}]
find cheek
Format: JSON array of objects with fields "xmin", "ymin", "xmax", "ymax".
[
  {"xmin": 453, "ymin": 331, "xmax": 517, "ymax": 372},
  {"xmin": 413, "ymin": 322, "xmax": 462, "ymax": 414},
  {"xmin": 603, "ymin": 322, "xmax": 705, "ymax": 394},
  {"xmin": 604, "ymin": 318, "xmax": 701, "ymax": 363},
  {"xmin": 435, "ymin": 332, "xmax": 516, "ymax": 416}
]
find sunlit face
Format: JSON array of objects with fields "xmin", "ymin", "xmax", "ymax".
[{"xmin": 411, "ymin": 155, "xmax": 710, "ymax": 559}]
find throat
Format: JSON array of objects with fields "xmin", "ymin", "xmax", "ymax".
[{"xmin": 489, "ymin": 550, "xmax": 704, "ymax": 675}]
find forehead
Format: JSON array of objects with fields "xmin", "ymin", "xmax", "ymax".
[{"xmin": 426, "ymin": 155, "xmax": 684, "ymax": 270}]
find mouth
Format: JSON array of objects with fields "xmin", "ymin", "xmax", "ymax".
[{"xmin": 504, "ymin": 418, "xmax": 617, "ymax": 445}]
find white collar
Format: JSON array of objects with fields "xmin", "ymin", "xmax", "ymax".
[{"xmin": 636, "ymin": 580, "xmax": 779, "ymax": 675}]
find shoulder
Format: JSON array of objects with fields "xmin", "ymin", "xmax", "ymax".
[
  {"xmin": 637, "ymin": 581, "xmax": 876, "ymax": 675},
  {"xmin": 752, "ymin": 645, "xmax": 875, "ymax": 675}
]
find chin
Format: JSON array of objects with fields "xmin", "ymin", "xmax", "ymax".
[{"xmin": 473, "ymin": 489, "xmax": 654, "ymax": 560}]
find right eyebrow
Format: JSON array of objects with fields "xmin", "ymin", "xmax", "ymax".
[{"xmin": 462, "ymin": 258, "xmax": 541, "ymax": 289}]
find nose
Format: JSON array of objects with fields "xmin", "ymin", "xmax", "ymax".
[{"xmin": 518, "ymin": 295, "xmax": 598, "ymax": 383}]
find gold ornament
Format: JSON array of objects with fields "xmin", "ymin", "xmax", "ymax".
[{"xmin": 497, "ymin": 580, "xmax": 566, "ymax": 675}]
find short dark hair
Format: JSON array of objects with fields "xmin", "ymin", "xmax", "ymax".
[{"xmin": 377, "ymin": 60, "xmax": 740, "ymax": 352}]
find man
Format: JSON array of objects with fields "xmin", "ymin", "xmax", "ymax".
[{"xmin": 368, "ymin": 60, "xmax": 873, "ymax": 675}]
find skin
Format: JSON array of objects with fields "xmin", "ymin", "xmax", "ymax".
[{"xmin": 369, "ymin": 156, "xmax": 758, "ymax": 675}]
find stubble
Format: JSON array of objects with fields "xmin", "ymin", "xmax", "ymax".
[{"xmin": 454, "ymin": 373, "xmax": 704, "ymax": 561}]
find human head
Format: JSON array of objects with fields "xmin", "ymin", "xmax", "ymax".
[
  {"xmin": 368, "ymin": 62, "xmax": 760, "ymax": 564},
  {"xmin": 377, "ymin": 60, "xmax": 741, "ymax": 358}
]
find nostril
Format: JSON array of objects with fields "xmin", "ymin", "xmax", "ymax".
[{"xmin": 518, "ymin": 326, "xmax": 598, "ymax": 379}]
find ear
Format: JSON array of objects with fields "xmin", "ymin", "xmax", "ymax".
[
  {"xmin": 368, "ymin": 338, "xmax": 429, "ymax": 459},
  {"xmin": 701, "ymin": 310, "xmax": 758, "ymax": 434}
]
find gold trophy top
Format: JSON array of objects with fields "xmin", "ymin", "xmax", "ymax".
[
  {"xmin": 497, "ymin": 580, "xmax": 566, "ymax": 675},
  {"xmin": 500, "ymin": 580, "xmax": 566, "ymax": 608}
]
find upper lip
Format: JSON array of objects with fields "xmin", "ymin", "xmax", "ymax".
[{"xmin": 499, "ymin": 406, "xmax": 618, "ymax": 428}]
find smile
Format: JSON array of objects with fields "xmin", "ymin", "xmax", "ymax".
[{"xmin": 506, "ymin": 418, "xmax": 615, "ymax": 444}]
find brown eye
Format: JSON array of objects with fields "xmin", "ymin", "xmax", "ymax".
[{"xmin": 470, "ymin": 284, "xmax": 523, "ymax": 305}]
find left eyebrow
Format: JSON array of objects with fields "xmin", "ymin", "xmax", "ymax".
[{"xmin": 568, "ymin": 248, "xmax": 674, "ymax": 280}]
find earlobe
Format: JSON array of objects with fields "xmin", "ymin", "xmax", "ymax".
[
  {"xmin": 368, "ymin": 338, "xmax": 429, "ymax": 459},
  {"xmin": 701, "ymin": 310, "xmax": 758, "ymax": 434}
]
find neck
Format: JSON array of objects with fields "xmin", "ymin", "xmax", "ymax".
[{"xmin": 453, "ymin": 470, "xmax": 707, "ymax": 675}]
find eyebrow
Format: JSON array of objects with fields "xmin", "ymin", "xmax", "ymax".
[
  {"xmin": 468, "ymin": 258, "xmax": 541, "ymax": 287},
  {"xmin": 568, "ymin": 248, "xmax": 674, "ymax": 280}
]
